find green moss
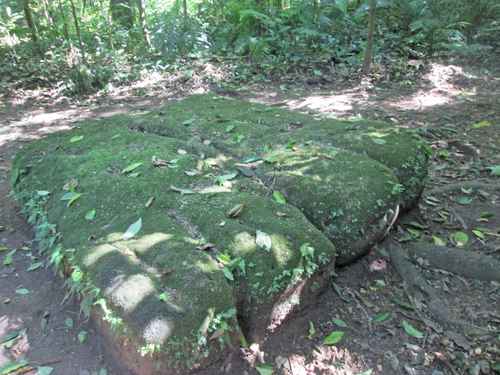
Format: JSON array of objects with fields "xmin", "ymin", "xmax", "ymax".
[
  {"xmin": 259, "ymin": 144, "xmax": 400, "ymax": 261},
  {"xmin": 12, "ymin": 94, "xmax": 428, "ymax": 370}
]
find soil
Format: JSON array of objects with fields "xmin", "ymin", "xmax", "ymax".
[{"xmin": 1, "ymin": 54, "xmax": 499, "ymax": 375}]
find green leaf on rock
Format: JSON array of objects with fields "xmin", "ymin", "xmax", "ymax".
[
  {"xmin": 323, "ymin": 331, "xmax": 344, "ymax": 345},
  {"xmin": 170, "ymin": 185, "xmax": 196, "ymax": 195},
  {"xmin": 3, "ymin": 251, "xmax": 14, "ymax": 266},
  {"xmin": 488, "ymin": 165, "xmax": 500, "ymax": 176},
  {"xmin": 432, "ymin": 235, "xmax": 446, "ymax": 246},
  {"xmin": 472, "ymin": 229, "xmax": 485, "ymax": 240},
  {"xmin": 222, "ymin": 267, "xmax": 234, "ymax": 281},
  {"xmin": 371, "ymin": 138, "xmax": 386, "ymax": 145},
  {"xmin": 70, "ymin": 135, "xmax": 84, "ymax": 143},
  {"xmin": 456, "ymin": 196, "xmax": 473, "ymax": 205},
  {"xmin": 37, "ymin": 367, "xmax": 54, "ymax": 375},
  {"xmin": 215, "ymin": 171, "xmax": 238, "ymax": 185},
  {"xmin": 158, "ymin": 292, "xmax": 170, "ymax": 302},
  {"xmin": 123, "ymin": 218, "xmax": 142, "ymax": 240},
  {"xmin": 242, "ymin": 156, "xmax": 262, "ymax": 164},
  {"xmin": 451, "ymin": 231, "xmax": 469, "ymax": 247},
  {"xmin": 471, "ymin": 120, "xmax": 492, "ymax": 129},
  {"xmin": 372, "ymin": 312, "xmax": 391, "ymax": 323},
  {"xmin": 85, "ymin": 209, "xmax": 96, "ymax": 221},
  {"xmin": 0, "ymin": 361, "xmax": 29, "ymax": 375},
  {"xmin": 471, "ymin": 120, "xmax": 491, "ymax": 129},
  {"xmin": 255, "ymin": 364, "xmax": 274, "ymax": 375},
  {"xmin": 182, "ymin": 117, "xmax": 195, "ymax": 126},
  {"xmin": 77, "ymin": 330, "xmax": 88, "ymax": 344},
  {"xmin": 0, "ymin": 331, "xmax": 20, "ymax": 346},
  {"xmin": 402, "ymin": 320, "xmax": 424, "ymax": 339},
  {"xmin": 332, "ymin": 319, "xmax": 348, "ymax": 328},
  {"xmin": 27, "ymin": 262, "xmax": 43, "ymax": 271},
  {"xmin": 121, "ymin": 162, "xmax": 143, "ymax": 174},
  {"xmin": 61, "ymin": 192, "xmax": 82, "ymax": 207},
  {"xmin": 272, "ymin": 191, "xmax": 287, "ymax": 204}
]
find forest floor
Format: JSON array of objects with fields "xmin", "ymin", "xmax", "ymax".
[{"xmin": 1, "ymin": 55, "xmax": 499, "ymax": 375}]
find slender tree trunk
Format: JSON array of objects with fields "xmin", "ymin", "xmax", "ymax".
[
  {"xmin": 362, "ymin": 0, "xmax": 376, "ymax": 75},
  {"xmin": 58, "ymin": 0, "xmax": 70, "ymax": 40},
  {"xmin": 314, "ymin": 0, "xmax": 321, "ymax": 25},
  {"xmin": 21, "ymin": 0, "xmax": 39, "ymax": 46},
  {"xmin": 137, "ymin": 0, "xmax": 151, "ymax": 48},
  {"xmin": 107, "ymin": 8, "xmax": 115, "ymax": 50},
  {"xmin": 40, "ymin": 0, "xmax": 55, "ymax": 26},
  {"xmin": 182, "ymin": 0, "xmax": 187, "ymax": 20},
  {"xmin": 69, "ymin": 0, "xmax": 86, "ymax": 64}
]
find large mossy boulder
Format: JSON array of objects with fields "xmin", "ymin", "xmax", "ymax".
[{"xmin": 12, "ymin": 94, "xmax": 429, "ymax": 374}]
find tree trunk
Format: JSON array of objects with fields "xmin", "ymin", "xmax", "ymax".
[
  {"xmin": 57, "ymin": 0, "xmax": 70, "ymax": 41},
  {"xmin": 40, "ymin": 0, "xmax": 55, "ymax": 27},
  {"xmin": 110, "ymin": 0, "xmax": 133, "ymax": 29},
  {"xmin": 69, "ymin": 0, "xmax": 86, "ymax": 64},
  {"xmin": 21, "ymin": 0, "xmax": 39, "ymax": 47},
  {"xmin": 137, "ymin": 0, "xmax": 151, "ymax": 48},
  {"xmin": 362, "ymin": 0, "xmax": 376, "ymax": 75},
  {"xmin": 182, "ymin": 0, "xmax": 188, "ymax": 20}
]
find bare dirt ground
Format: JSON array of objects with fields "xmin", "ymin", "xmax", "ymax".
[{"xmin": 1, "ymin": 55, "xmax": 499, "ymax": 375}]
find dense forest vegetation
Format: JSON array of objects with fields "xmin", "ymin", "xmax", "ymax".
[{"xmin": 1, "ymin": 0, "xmax": 499, "ymax": 94}]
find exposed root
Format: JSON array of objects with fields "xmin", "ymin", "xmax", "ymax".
[
  {"xmin": 407, "ymin": 243, "xmax": 500, "ymax": 283},
  {"xmin": 425, "ymin": 180, "xmax": 500, "ymax": 196},
  {"xmin": 388, "ymin": 242, "xmax": 487, "ymax": 335}
]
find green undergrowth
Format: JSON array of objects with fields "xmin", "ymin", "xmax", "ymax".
[{"xmin": 11, "ymin": 94, "xmax": 428, "ymax": 370}]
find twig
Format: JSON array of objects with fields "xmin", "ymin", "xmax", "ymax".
[
  {"xmin": 348, "ymin": 289, "xmax": 373, "ymax": 332},
  {"xmin": 28, "ymin": 358, "xmax": 63, "ymax": 367},
  {"xmin": 434, "ymin": 352, "xmax": 461, "ymax": 375}
]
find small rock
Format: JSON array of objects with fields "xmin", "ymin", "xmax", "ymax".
[
  {"xmin": 478, "ymin": 360, "xmax": 490, "ymax": 374},
  {"xmin": 440, "ymin": 337, "xmax": 450, "ymax": 346},
  {"xmin": 469, "ymin": 363, "xmax": 481, "ymax": 375},
  {"xmin": 275, "ymin": 356, "xmax": 287, "ymax": 369},
  {"xmin": 384, "ymin": 351, "xmax": 400, "ymax": 371}
]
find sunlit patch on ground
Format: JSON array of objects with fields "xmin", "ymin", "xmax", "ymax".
[
  {"xmin": 286, "ymin": 90, "xmax": 367, "ymax": 117},
  {"xmin": 277, "ymin": 346, "xmax": 368, "ymax": 375},
  {"xmin": 387, "ymin": 63, "xmax": 476, "ymax": 110},
  {"xmin": 0, "ymin": 110, "xmax": 74, "ymax": 147},
  {"xmin": 0, "ymin": 315, "xmax": 30, "ymax": 366}
]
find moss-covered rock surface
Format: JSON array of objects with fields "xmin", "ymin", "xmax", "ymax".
[{"xmin": 11, "ymin": 94, "xmax": 429, "ymax": 374}]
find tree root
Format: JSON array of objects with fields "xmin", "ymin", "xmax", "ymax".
[
  {"xmin": 388, "ymin": 242, "xmax": 488, "ymax": 336},
  {"xmin": 407, "ymin": 243, "xmax": 500, "ymax": 283},
  {"xmin": 425, "ymin": 180, "xmax": 500, "ymax": 196}
]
